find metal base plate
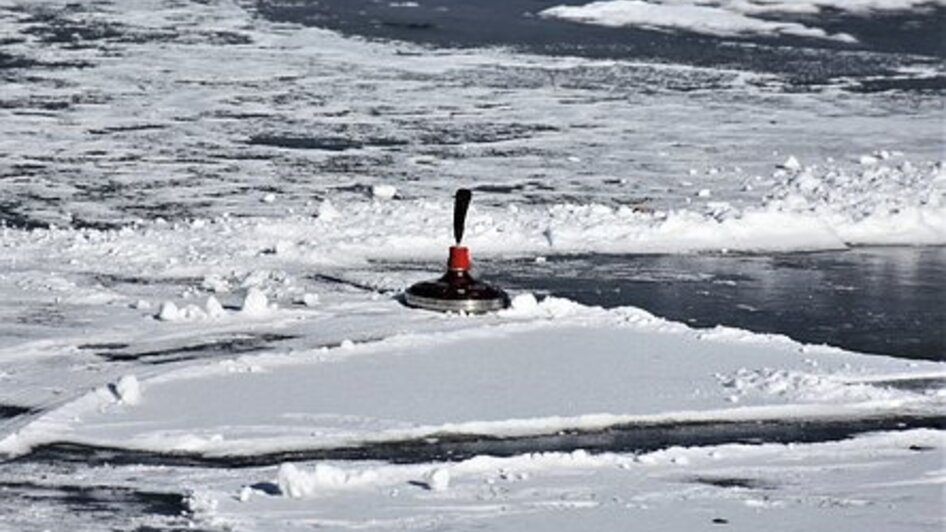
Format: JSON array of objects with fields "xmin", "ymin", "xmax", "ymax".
[{"xmin": 404, "ymin": 278, "xmax": 510, "ymax": 313}]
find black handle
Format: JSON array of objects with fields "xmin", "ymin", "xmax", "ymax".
[{"xmin": 453, "ymin": 189, "xmax": 472, "ymax": 244}]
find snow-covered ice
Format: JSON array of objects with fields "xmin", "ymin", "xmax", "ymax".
[
  {"xmin": 3, "ymin": 296, "xmax": 942, "ymax": 459},
  {"xmin": 542, "ymin": 0, "xmax": 946, "ymax": 42},
  {"xmin": 2, "ymin": 292, "xmax": 942, "ymax": 530},
  {"xmin": 542, "ymin": 0, "xmax": 858, "ymax": 42}
]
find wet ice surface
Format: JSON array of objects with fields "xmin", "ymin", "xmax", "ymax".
[{"xmin": 485, "ymin": 246, "xmax": 946, "ymax": 361}]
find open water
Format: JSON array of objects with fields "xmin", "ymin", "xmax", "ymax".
[{"xmin": 487, "ymin": 246, "xmax": 946, "ymax": 361}]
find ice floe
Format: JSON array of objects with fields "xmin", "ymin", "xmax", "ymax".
[
  {"xmin": 2, "ymin": 296, "xmax": 941, "ymax": 458},
  {"xmin": 542, "ymin": 0, "xmax": 946, "ymax": 42}
]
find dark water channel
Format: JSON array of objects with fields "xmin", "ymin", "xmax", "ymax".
[{"xmin": 484, "ymin": 246, "xmax": 945, "ymax": 361}]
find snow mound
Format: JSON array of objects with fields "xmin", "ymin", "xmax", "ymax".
[
  {"xmin": 500, "ymin": 293, "xmax": 590, "ymax": 319},
  {"xmin": 371, "ymin": 184, "xmax": 398, "ymax": 200},
  {"xmin": 277, "ymin": 463, "xmax": 381, "ymax": 498},
  {"xmin": 241, "ymin": 288, "xmax": 272, "ymax": 316},
  {"xmin": 156, "ymin": 301, "xmax": 182, "ymax": 321},
  {"xmin": 781, "ymin": 155, "xmax": 802, "ymax": 171},
  {"xmin": 155, "ymin": 301, "xmax": 210, "ymax": 321},
  {"xmin": 318, "ymin": 200, "xmax": 341, "ymax": 222},
  {"xmin": 424, "ymin": 468, "xmax": 451, "ymax": 492},
  {"xmin": 205, "ymin": 295, "xmax": 225, "ymax": 318},
  {"xmin": 300, "ymin": 293, "xmax": 320, "ymax": 307},
  {"xmin": 113, "ymin": 375, "xmax": 141, "ymax": 405},
  {"xmin": 156, "ymin": 298, "xmax": 226, "ymax": 322}
]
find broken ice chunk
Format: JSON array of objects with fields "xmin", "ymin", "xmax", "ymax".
[
  {"xmin": 371, "ymin": 184, "xmax": 397, "ymax": 200},
  {"xmin": 156, "ymin": 301, "xmax": 181, "ymax": 321},
  {"xmin": 425, "ymin": 468, "xmax": 450, "ymax": 492},
  {"xmin": 114, "ymin": 375, "xmax": 141, "ymax": 405},
  {"xmin": 241, "ymin": 288, "xmax": 269, "ymax": 315}
]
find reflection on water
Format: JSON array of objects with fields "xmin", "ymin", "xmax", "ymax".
[{"xmin": 487, "ymin": 247, "xmax": 946, "ymax": 361}]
